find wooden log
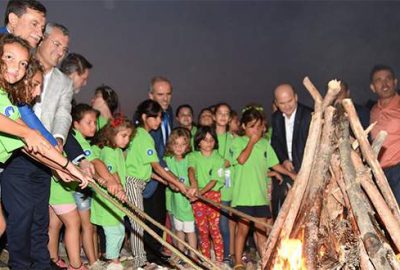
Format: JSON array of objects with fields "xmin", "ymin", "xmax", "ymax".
[
  {"xmin": 351, "ymin": 150, "xmax": 400, "ymax": 252},
  {"xmin": 371, "ymin": 130, "xmax": 387, "ymax": 157},
  {"xmin": 262, "ymin": 77, "xmax": 324, "ymax": 268},
  {"xmin": 338, "ymin": 117, "xmax": 392, "ymax": 270},
  {"xmin": 304, "ymin": 107, "xmax": 336, "ymax": 270},
  {"xmin": 351, "ymin": 122, "xmax": 376, "ymax": 150},
  {"xmin": 342, "ymin": 99, "xmax": 400, "ymax": 222},
  {"xmin": 281, "ymin": 81, "xmax": 340, "ymax": 239}
]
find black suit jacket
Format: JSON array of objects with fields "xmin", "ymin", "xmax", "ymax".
[{"xmin": 271, "ymin": 103, "xmax": 313, "ymax": 172}]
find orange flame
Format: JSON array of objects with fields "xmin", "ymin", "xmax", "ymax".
[{"xmin": 273, "ymin": 239, "xmax": 306, "ymax": 270}]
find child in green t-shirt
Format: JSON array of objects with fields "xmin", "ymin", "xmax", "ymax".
[
  {"xmin": 125, "ymin": 100, "xmax": 194, "ymax": 269},
  {"xmin": 213, "ymin": 102, "xmax": 236, "ymax": 264},
  {"xmin": 90, "ymin": 85, "xmax": 119, "ymax": 130},
  {"xmin": 231, "ymin": 107, "xmax": 296, "ymax": 270},
  {"xmin": 91, "ymin": 114, "xmax": 133, "ymax": 270},
  {"xmin": 164, "ymin": 127, "xmax": 196, "ymax": 263},
  {"xmin": 189, "ymin": 126, "xmax": 225, "ymax": 262}
]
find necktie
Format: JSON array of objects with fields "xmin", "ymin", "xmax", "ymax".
[{"xmin": 162, "ymin": 111, "xmax": 169, "ymax": 144}]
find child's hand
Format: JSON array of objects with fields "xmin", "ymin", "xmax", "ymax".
[
  {"xmin": 106, "ymin": 178, "xmax": 123, "ymax": 196},
  {"xmin": 268, "ymin": 171, "xmax": 283, "ymax": 184},
  {"xmin": 79, "ymin": 159, "xmax": 95, "ymax": 177},
  {"xmin": 66, "ymin": 163, "xmax": 93, "ymax": 188},
  {"xmin": 115, "ymin": 190, "xmax": 127, "ymax": 202},
  {"xmin": 289, "ymin": 172, "xmax": 297, "ymax": 181}
]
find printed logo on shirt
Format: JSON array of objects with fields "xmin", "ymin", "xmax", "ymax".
[
  {"xmin": 179, "ymin": 177, "xmax": 185, "ymax": 183},
  {"xmin": 4, "ymin": 106, "xmax": 15, "ymax": 117},
  {"xmin": 217, "ymin": 168, "xmax": 224, "ymax": 178},
  {"xmin": 229, "ymin": 148, "xmax": 234, "ymax": 157},
  {"xmin": 209, "ymin": 169, "xmax": 212, "ymax": 176},
  {"xmin": 264, "ymin": 151, "xmax": 268, "ymax": 159},
  {"xmin": 147, "ymin": 149, "xmax": 154, "ymax": 156},
  {"xmin": 84, "ymin": 149, "xmax": 91, "ymax": 157},
  {"xmin": 107, "ymin": 165, "xmax": 113, "ymax": 171}
]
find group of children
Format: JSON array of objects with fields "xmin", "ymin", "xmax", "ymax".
[{"xmin": 0, "ymin": 33, "xmax": 298, "ymax": 270}]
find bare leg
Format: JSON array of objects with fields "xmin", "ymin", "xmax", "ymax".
[
  {"xmin": 78, "ymin": 209, "xmax": 97, "ymax": 265},
  {"xmin": 48, "ymin": 207, "xmax": 63, "ymax": 261},
  {"xmin": 234, "ymin": 219, "xmax": 250, "ymax": 266},
  {"xmin": 58, "ymin": 210, "xmax": 82, "ymax": 268}
]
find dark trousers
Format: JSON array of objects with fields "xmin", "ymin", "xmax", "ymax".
[
  {"xmin": 383, "ymin": 164, "xmax": 400, "ymax": 205},
  {"xmin": 271, "ymin": 175, "xmax": 293, "ymax": 220},
  {"xmin": 1, "ymin": 155, "xmax": 51, "ymax": 270},
  {"xmin": 143, "ymin": 183, "xmax": 166, "ymax": 262}
]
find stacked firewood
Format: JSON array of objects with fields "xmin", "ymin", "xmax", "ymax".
[{"xmin": 262, "ymin": 78, "xmax": 400, "ymax": 270}]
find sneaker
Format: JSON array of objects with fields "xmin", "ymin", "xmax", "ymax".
[
  {"xmin": 106, "ymin": 262, "xmax": 123, "ymax": 270},
  {"xmin": 89, "ymin": 260, "xmax": 106, "ymax": 270}
]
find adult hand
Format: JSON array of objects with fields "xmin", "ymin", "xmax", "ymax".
[
  {"xmin": 268, "ymin": 170, "xmax": 283, "ymax": 184},
  {"xmin": 66, "ymin": 162, "xmax": 93, "ymax": 189},
  {"xmin": 23, "ymin": 129, "xmax": 52, "ymax": 155},
  {"xmin": 283, "ymin": 160, "xmax": 295, "ymax": 172},
  {"xmin": 56, "ymin": 138, "xmax": 64, "ymax": 153}
]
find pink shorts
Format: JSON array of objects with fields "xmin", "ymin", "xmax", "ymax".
[{"xmin": 50, "ymin": 204, "xmax": 77, "ymax": 215}]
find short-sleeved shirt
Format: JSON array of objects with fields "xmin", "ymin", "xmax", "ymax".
[
  {"xmin": 217, "ymin": 132, "xmax": 235, "ymax": 201},
  {"xmin": 126, "ymin": 127, "xmax": 158, "ymax": 181},
  {"xmin": 0, "ymin": 89, "xmax": 24, "ymax": 163},
  {"xmin": 230, "ymin": 136, "xmax": 279, "ymax": 207},
  {"xmin": 73, "ymin": 129, "xmax": 98, "ymax": 161},
  {"xmin": 370, "ymin": 94, "xmax": 400, "ymax": 168},
  {"xmin": 91, "ymin": 146, "xmax": 126, "ymax": 226},
  {"xmin": 188, "ymin": 150, "xmax": 225, "ymax": 191},
  {"xmin": 165, "ymin": 155, "xmax": 194, "ymax": 221}
]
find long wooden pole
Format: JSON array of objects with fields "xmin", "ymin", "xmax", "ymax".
[{"xmin": 342, "ymin": 99, "xmax": 400, "ymax": 221}]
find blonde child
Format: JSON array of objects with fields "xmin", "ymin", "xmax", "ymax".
[
  {"xmin": 91, "ymin": 114, "xmax": 133, "ymax": 270},
  {"xmin": 164, "ymin": 128, "xmax": 196, "ymax": 263},
  {"xmin": 125, "ymin": 99, "xmax": 193, "ymax": 269},
  {"xmin": 230, "ymin": 107, "xmax": 296, "ymax": 270},
  {"xmin": 189, "ymin": 126, "xmax": 225, "ymax": 262}
]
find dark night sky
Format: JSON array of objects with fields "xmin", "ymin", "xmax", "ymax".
[{"xmin": 2, "ymin": 1, "xmax": 400, "ymax": 120}]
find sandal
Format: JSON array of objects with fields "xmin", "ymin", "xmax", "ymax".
[{"xmin": 52, "ymin": 257, "xmax": 68, "ymax": 269}]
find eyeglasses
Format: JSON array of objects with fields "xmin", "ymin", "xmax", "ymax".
[{"xmin": 49, "ymin": 38, "xmax": 69, "ymax": 54}]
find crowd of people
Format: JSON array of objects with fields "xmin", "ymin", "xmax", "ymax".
[{"xmin": 0, "ymin": 1, "xmax": 399, "ymax": 270}]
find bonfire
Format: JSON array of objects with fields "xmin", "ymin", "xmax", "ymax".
[{"xmin": 263, "ymin": 78, "xmax": 400, "ymax": 270}]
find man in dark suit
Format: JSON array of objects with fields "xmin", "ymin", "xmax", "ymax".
[
  {"xmin": 143, "ymin": 76, "xmax": 173, "ymax": 265},
  {"xmin": 271, "ymin": 83, "xmax": 312, "ymax": 219}
]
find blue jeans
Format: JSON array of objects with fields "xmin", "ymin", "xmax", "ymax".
[
  {"xmin": 383, "ymin": 164, "xmax": 400, "ymax": 205},
  {"xmin": 219, "ymin": 201, "xmax": 231, "ymax": 259}
]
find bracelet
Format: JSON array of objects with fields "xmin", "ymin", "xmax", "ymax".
[{"xmin": 62, "ymin": 159, "xmax": 70, "ymax": 169}]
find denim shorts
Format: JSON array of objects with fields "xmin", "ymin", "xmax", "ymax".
[{"xmin": 73, "ymin": 190, "xmax": 92, "ymax": 211}]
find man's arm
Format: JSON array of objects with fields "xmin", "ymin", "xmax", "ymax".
[
  {"xmin": 52, "ymin": 74, "xmax": 73, "ymax": 143},
  {"xmin": 270, "ymin": 114, "xmax": 289, "ymax": 163}
]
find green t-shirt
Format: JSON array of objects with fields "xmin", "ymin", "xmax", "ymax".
[
  {"xmin": 50, "ymin": 130, "xmax": 100, "ymax": 205},
  {"xmin": 73, "ymin": 129, "xmax": 98, "ymax": 161},
  {"xmin": 126, "ymin": 127, "xmax": 158, "ymax": 181},
  {"xmin": 91, "ymin": 146, "xmax": 126, "ymax": 226},
  {"xmin": 0, "ymin": 89, "xmax": 24, "ymax": 163},
  {"xmin": 188, "ymin": 150, "xmax": 224, "ymax": 191},
  {"xmin": 165, "ymin": 155, "xmax": 194, "ymax": 221},
  {"xmin": 217, "ymin": 132, "xmax": 235, "ymax": 201},
  {"xmin": 230, "ymin": 136, "xmax": 279, "ymax": 207},
  {"xmin": 97, "ymin": 115, "xmax": 108, "ymax": 131}
]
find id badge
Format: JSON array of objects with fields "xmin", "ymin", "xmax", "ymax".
[{"xmin": 224, "ymin": 168, "xmax": 231, "ymax": 188}]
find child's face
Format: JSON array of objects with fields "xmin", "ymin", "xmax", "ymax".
[
  {"xmin": 176, "ymin": 107, "xmax": 193, "ymax": 129},
  {"xmin": 30, "ymin": 71, "xmax": 43, "ymax": 100},
  {"xmin": 171, "ymin": 136, "xmax": 189, "ymax": 158},
  {"xmin": 243, "ymin": 119, "xmax": 263, "ymax": 138},
  {"xmin": 114, "ymin": 127, "xmax": 132, "ymax": 149},
  {"xmin": 74, "ymin": 112, "xmax": 97, "ymax": 138},
  {"xmin": 199, "ymin": 110, "xmax": 213, "ymax": 126},
  {"xmin": 1, "ymin": 42, "xmax": 29, "ymax": 84},
  {"xmin": 229, "ymin": 115, "xmax": 240, "ymax": 134},
  {"xmin": 91, "ymin": 92, "xmax": 106, "ymax": 110},
  {"xmin": 199, "ymin": 132, "xmax": 215, "ymax": 153},
  {"xmin": 214, "ymin": 105, "xmax": 230, "ymax": 128},
  {"xmin": 143, "ymin": 112, "xmax": 162, "ymax": 131}
]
